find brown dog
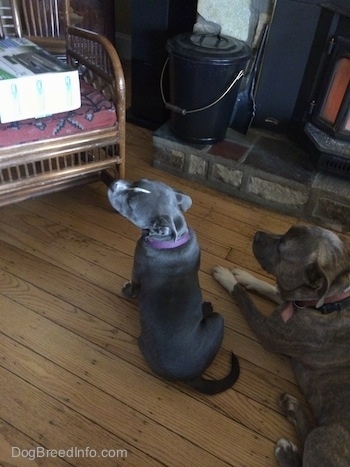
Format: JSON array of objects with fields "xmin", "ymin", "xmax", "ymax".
[{"xmin": 213, "ymin": 225, "xmax": 350, "ymax": 466}]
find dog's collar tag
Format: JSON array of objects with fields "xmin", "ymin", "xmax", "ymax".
[{"xmin": 144, "ymin": 231, "xmax": 191, "ymax": 249}]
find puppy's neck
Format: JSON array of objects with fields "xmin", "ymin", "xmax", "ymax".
[{"xmin": 144, "ymin": 230, "xmax": 191, "ymax": 250}]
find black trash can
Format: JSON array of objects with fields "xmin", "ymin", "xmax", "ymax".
[{"xmin": 165, "ymin": 33, "xmax": 251, "ymax": 144}]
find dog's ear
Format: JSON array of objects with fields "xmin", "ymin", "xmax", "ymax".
[
  {"xmin": 175, "ymin": 191, "xmax": 192, "ymax": 212},
  {"xmin": 303, "ymin": 262, "xmax": 330, "ymax": 308}
]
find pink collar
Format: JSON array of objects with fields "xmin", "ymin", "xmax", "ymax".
[
  {"xmin": 144, "ymin": 231, "xmax": 191, "ymax": 250},
  {"xmin": 280, "ymin": 291, "xmax": 350, "ymax": 323}
]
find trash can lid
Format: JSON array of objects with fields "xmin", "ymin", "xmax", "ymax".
[{"xmin": 166, "ymin": 33, "xmax": 251, "ymax": 63}]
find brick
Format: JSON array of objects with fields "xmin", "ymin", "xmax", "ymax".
[
  {"xmin": 188, "ymin": 154, "xmax": 208, "ymax": 177},
  {"xmin": 247, "ymin": 176, "xmax": 308, "ymax": 207},
  {"xmin": 211, "ymin": 162, "xmax": 243, "ymax": 187},
  {"xmin": 153, "ymin": 147, "xmax": 185, "ymax": 172},
  {"xmin": 313, "ymin": 197, "xmax": 350, "ymax": 231}
]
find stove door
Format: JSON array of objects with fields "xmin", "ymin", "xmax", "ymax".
[{"xmin": 312, "ymin": 36, "xmax": 350, "ymax": 140}]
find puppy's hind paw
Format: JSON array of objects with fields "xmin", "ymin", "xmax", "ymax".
[
  {"xmin": 275, "ymin": 438, "xmax": 301, "ymax": 466},
  {"xmin": 122, "ymin": 281, "xmax": 138, "ymax": 298},
  {"xmin": 202, "ymin": 301, "xmax": 214, "ymax": 317},
  {"xmin": 213, "ymin": 266, "xmax": 237, "ymax": 293}
]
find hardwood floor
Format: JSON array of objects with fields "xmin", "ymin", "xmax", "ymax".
[{"xmin": 0, "ymin": 121, "xmax": 338, "ymax": 466}]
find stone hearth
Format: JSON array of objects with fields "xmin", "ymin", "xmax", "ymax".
[{"xmin": 153, "ymin": 123, "xmax": 350, "ymax": 232}]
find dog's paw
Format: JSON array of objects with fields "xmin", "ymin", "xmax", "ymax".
[
  {"xmin": 213, "ymin": 266, "xmax": 237, "ymax": 293},
  {"xmin": 202, "ymin": 301, "xmax": 214, "ymax": 317},
  {"xmin": 122, "ymin": 281, "xmax": 138, "ymax": 298},
  {"xmin": 275, "ymin": 438, "xmax": 301, "ymax": 465},
  {"xmin": 231, "ymin": 268, "xmax": 258, "ymax": 290}
]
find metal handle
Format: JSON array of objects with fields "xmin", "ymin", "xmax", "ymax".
[{"xmin": 160, "ymin": 57, "xmax": 244, "ymax": 115}]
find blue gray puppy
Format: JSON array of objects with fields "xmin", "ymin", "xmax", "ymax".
[{"xmin": 108, "ymin": 178, "xmax": 239, "ymax": 394}]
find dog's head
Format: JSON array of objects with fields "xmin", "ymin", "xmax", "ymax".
[
  {"xmin": 253, "ymin": 225, "xmax": 350, "ymax": 306},
  {"xmin": 108, "ymin": 179, "xmax": 192, "ymax": 240}
]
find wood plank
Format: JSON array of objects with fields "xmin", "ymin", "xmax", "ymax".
[
  {"xmin": 0, "ymin": 419, "xmax": 70, "ymax": 467},
  {"xmin": 0, "ymin": 295, "xmax": 283, "ymax": 466},
  {"xmin": 0, "ymin": 365, "xmax": 142, "ymax": 467},
  {"xmin": 0, "ymin": 265, "xmax": 304, "ymax": 414},
  {"xmin": 0, "ymin": 240, "xmax": 295, "ymax": 383},
  {"xmin": 0, "ymin": 334, "xmax": 219, "ymax": 467},
  {"xmin": 0, "ymin": 116, "xmax": 335, "ymax": 466}
]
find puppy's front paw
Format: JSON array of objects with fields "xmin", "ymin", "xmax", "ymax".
[
  {"xmin": 231, "ymin": 268, "xmax": 257, "ymax": 290},
  {"xmin": 122, "ymin": 281, "xmax": 138, "ymax": 298},
  {"xmin": 213, "ymin": 266, "xmax": 237, "ymax": 293}
]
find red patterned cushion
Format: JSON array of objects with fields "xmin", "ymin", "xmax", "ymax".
[{"xmin": 0, "ymin": 80, "xmax": 117, "ymax": 147}]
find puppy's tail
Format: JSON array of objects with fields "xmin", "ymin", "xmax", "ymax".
[{"xmin": 185, "ymin": 353, "xmax": 240, "ymax": 395}]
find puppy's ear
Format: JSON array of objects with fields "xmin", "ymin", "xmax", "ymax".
[
  {"xmin": 150, "ymin": 215, "xmax": 177, "ymax": 237},
  {"xmin": 303, "ymin": 262, "xmax": 330, "ymax": 308},
  {"xmin": 175, "ymin": 191, "xmax": 192, "ymax": 212}
]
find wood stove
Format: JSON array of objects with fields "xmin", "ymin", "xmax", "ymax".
[
  {"xmin": 311, "ymin": 37, "xmax": 350, "ymax": 139},
  {"xmin": 291, "ymin": 3, "xmax": 350, "ymax": 177}
]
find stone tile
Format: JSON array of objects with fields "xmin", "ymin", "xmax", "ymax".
[
  {"xmin": 245, "ymin": 137, "xmax": 315, "ymax": 184},
  {"xmin": 153, "ymin": 147, "xmax": 185, "ymax": 172},
  {"xmin": 247, "ymin": 176, "xmax": 309, "ymax": 208},
  {"xmin": 211, "ymin": 163, "xmax": 243, "ymax": 187},
  {"xmin": 189, "ymin": 154, "xmax": 208, "ymax": 177},
  {"xmin": 313, "ymin": 197, "xmax": 350, "ymax": 231},
  {"xmin": 152, "ymin": 125, "xmax": 350, "ymax": 232},
  {"xmin": 313, "ymin": 172, "xmax": 350, "ymax": 198},
  {"xmin": 225, "ymin": 127, "xmax": 260, "ymax": 147},
  {"xmin": 209, "ymin": 140, "xmax": 248, "ymax": 161}
]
